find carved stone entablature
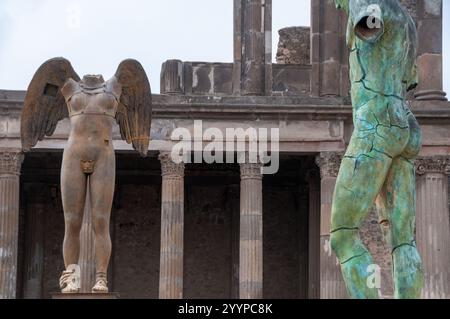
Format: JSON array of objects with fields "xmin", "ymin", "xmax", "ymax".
[
  {"xmin": 415, "ymin": 156, "xmax": 450, "ymax": 176},
  {"xmin": 315, "ymin": 152, "xmax": 344, "ymax": 179},
  {"xmin": 240, "ymin": 163, "xmax": 263, "ymax": 181},
  {"xmin": 0, "ymin": 150, "xmax": 24, "ymax": 175},
  {"xmin": 159, "ymin": 152, "xmax": 185, "ymax": 178}
]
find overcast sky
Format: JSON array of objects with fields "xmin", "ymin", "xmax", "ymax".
[{"xmin": 0, "ymin": 0, "xmax": 448, "ymax": 96}]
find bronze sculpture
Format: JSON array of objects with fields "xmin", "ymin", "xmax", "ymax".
[
  {"xmin": 21, "ymin": 58, "xmax": 152, "ymax": 293},
  {"xmin": 332, "ymin": 0, "xmax": 423, "ymax": 298}
]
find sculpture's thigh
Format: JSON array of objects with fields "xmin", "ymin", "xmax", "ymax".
[
  {"xmin": 89, "ymin": 150, "xmax": 115, "ymax": 225},
  {"xmin": 378, "ymin": 157, "xmax": 417, "ymax": 248},
  {"xmin": 331, "ymin": 132, "xmax": 393, "ymax": 231},
  {"xmin": 61, "ymin": 152, "xmax": 87, "ymax": 227}
]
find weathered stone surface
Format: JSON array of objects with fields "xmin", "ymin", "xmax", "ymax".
[
  {"xmin": 315, "ymin": 153, "xmax": 348, "ymax": 299},
  {"xmin": 276, "ymin": 27, "xmax": 310, "ymax": 65},
  {"xmin": 0, "ymin": 151, "xmax": 23, "ymax": 299},
  {"xmin": 239, "ymin": 162, "xmax": 263, "ymax": 299},
  {"xmin": 416, "ymin": 157, "xmax": 450, "ymax": 299},
  {"xmin": 160, "ymin": 60, "xmax": 184, "ymax": 95},
  {"xmin": 272, "ymin": 65, "xmax": 311, "ymax": 95},
  {"xmin": 234, "ymin": 0, "xmax": 272, "ymax": 96},
  {"xmin": 159, "ymin": 152, "xmax": 185, "ymax": 299}
]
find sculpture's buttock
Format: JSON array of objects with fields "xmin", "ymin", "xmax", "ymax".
[{"xmin": 350, "ymin": 96, "xmax": 419, "ymax": 160}]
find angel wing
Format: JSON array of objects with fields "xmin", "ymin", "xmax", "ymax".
[
  {"xmin": 21, "ymin": 58, "xmax": 80, "ymax": 152},
  {"xmin": 114, "ymin": 59, "xmax": 152, "ymax": 157}
]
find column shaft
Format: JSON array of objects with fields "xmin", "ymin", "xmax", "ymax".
[
  {"xmin": 22, "ymin": 198, "xmax": 44, "ymax": 299},
  {"xmin": 0, "ymin": 151, "xmax": 23, "ymax": 299},
  {"xmin": 316, "ymin": 153, "xmax": 347, "ymax": 299},
  {"xmin": 414, "ymin": 0, "xmax": 447, "ymax": 100},
  {"xmin": 416, "ymin": 157, "xmax": 450, "ymax": 298},
  {"xmin": 307, "ymin": 170, "xmax": 320, "ymax": 299},
  {"xmin": 239, "ymin": 163, "xmax": 263, "ymax": 299},
  {"xmin": 311, "ymin": 0, "xmax": 348, "ymax": 97},
  {"xmin": 79, "ymin": 188, "xmax": 96, "ymax": 293},
  {"xmin": 233, "ymin": 0, "xmax": 272, "ymax": 96},
  {"xmin": 159, "ymin": 153, "xmax": 185, "ymax": 299}
]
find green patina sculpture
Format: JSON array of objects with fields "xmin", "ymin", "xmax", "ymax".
[{"xmin": 332, "ymin": 0, "xmax": 424, "ymax": 299}]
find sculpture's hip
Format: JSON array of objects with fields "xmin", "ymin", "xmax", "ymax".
[{"xmin": 350, "ymin": 96, "xmax": 421, "ymax": 160}]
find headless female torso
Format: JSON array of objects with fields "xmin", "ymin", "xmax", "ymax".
[{"xmin": 58, "ymin": 75, "xmax": 121, "ymax": 293}]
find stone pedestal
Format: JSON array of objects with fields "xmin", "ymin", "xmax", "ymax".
[
  {"xmin": 0, "ymin": 150, "xmax": 23, "ymax": 299},
  {"xmin": 52, "ymin": 293, "xmax": 120, "ymax": 299},
  {"xmin": 415, "ymin": 157, "xmax": 450, "ymax": 299},
  {"xmin": 316, "ymin": 153, "xmax": 348, "ymax": 299},
  {"xmin": 414, "ymin": 0, "xmax": 447, "ymax": 101},
  {"xmin": 158, "ymin": 152, "xmax": 185, "ymax": 299},
  {"xmin": 239, "ymin": 162, "xmax": 263, "ymax": 299}
]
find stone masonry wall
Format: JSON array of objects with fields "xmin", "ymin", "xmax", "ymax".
[{"xmin": 276, "ymin": 27, "xmax": 311, "ymax": 65}]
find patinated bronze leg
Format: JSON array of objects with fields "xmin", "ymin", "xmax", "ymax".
[
  {"xmin": 89, "ymin": 150, "xmax": 115, "ymax": 293},
  {"xmin": 60, "ymin": 154, "xmax": 87, "ymax": 292},
  {"xmin": 330, "ymin": 148, "xmax": 392, "ymax": 299},
  {"xmin": 376, "ymin": 160, "xmax": 423, "ymax": 299},
  {"xmin": 331, "ymin": 97, "xmax": 413, "ymax": 298}
]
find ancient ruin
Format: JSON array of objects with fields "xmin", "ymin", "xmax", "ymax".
[{"xmin": 0, "ymin": 0, "xmax": 449, "ymax": 299}]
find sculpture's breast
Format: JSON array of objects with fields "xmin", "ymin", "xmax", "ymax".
[{"xmin": 68, "ymin": 88, "xmax": 119, "ymax": 118}]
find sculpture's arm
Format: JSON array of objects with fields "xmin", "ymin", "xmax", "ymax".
[{"xmin": 351, "ymin": 3, "xmax": 384, "ymax": 43}]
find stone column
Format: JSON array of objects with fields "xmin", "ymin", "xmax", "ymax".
[
  {"xmin": 315, "ymin": 153, "xmax": 347, "ymax": 299},
  {"xmin": 78, "ymin": 188, "xmax": 96, "ymax": 293},
  {"xmin": 239, "ymin": 162, "xmax": 263, "ymax": 299},
  {"xmin": 415, "ymin": 157, "xmax": 450, "ymax": 299},
  {"xmin": 159, "ymin": 152, "xmax": 185, "ymax": 299},
  {"xmin": 160, "ymin": 59, "xmax": 184, "ymax": 95},
  {"xmin": 233, "ymin": 0, "xmax": 272, "ymax": 96},
  {"xmin": 307, "ymin": 170, "xmax": 321, "ymax": 299},
  {"xmin": 228, "ymin": 185, "xmax": 240, "ymax": 299},
  {"xmin": 22, "ymin": 197, "xmax": 45, "ymax": 299},
  {"xmin": 311, "ymin": 0, "xmax": 349, "ymax": 97},
  {"xmin": 414, "ymin": 0, "xmax": 447, "ymax": 101},
  {"xmin": 0, "ymin": 150, "xmax": 23, "ymax": 299}
]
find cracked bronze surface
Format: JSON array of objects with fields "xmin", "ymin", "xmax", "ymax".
[{"xmin": 332, "ymin": 0, "xmax": 424, "ymax": 299}]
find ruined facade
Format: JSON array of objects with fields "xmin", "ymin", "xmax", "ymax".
[{"xmin": 0, "ymin": 0, "xmax": 449, "ymax": 299}]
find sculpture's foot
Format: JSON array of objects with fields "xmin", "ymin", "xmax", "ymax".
[
  {"xmin": 92, "ymin": 272, "xmax": 109, "ymax": 294},
  {"xmin": 59, "ymin": 264, "xmax": 81, "ymax": 294}
]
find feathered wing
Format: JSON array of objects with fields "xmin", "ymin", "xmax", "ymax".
[
  {"xmin": 114, "ymin": 59, "xmax": 152, "ymax": 157},
  {"xmin": 21, "ymin": 58, "xmax": 80, "ymax": 151}
]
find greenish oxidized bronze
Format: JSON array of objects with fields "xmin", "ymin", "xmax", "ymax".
[{"xmin": 332, "ymin": 0, "xmax": 424, "ymax": 299}]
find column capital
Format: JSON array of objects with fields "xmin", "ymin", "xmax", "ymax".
[
  {"xmin": 240, "ymin": 163, "xmax": 263, "ymax": 181},
  {"xmin": 415, "ymin": 156, "xmax": 450, "ymax": 176},
  {"xmin": 315, "ymin": 152, "xmax": 344, "ymax": 179},
  {"xmin": 159, "ymin": 152, "xmax": 185, "ymax": 178},
  {"xmin": 0, "ymin": 150, "xmax": 24, "ymax": 176}
]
